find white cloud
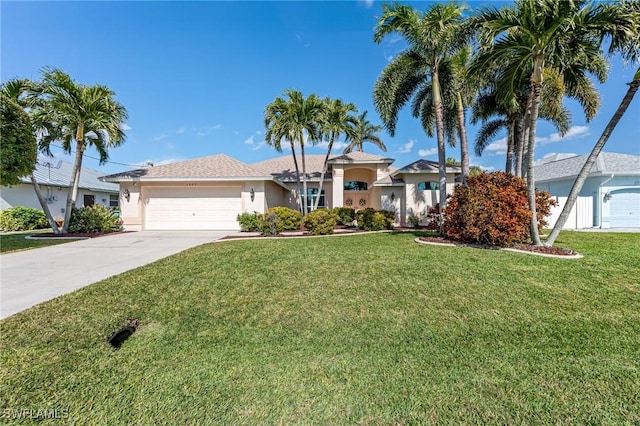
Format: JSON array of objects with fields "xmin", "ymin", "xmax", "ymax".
[
  {"xmin": 360, "ymin": 0, "xmax": 374, "ymax": 8},
  {"xmin": 252, "ymin": 141, "xmax": 267, "ymax": 151},
  {"xmin": 537, "ymin": 125, "xmax": 590, "ymax": 145},
  {"xmin": 244, "ymin": 136, "xmax": 255, "ymax": 145},
  {"xmin": 418, "ymin": 148, "xmax": 438, "ymax": 157},
  {"xmin": 256, "ymin": 130, "xmax": 262, "ymax": 135},
  {"xmin": 484, "ymin": 125, "xmax": 590, "ymax": 156},
  {"xmin": 176, "ymin": 127, "xmax": 185, "ymax": 134},
  {"xmin": 397, "ymin": 139, "xmax": 414, "ymax": 154},
  {"xmin": 153, "ymin": 134, "xmax": 168, "ymax": 142},
  {"xmin": 120, "ymin": 123, "xmax": 132, "ymax": 131},
  {"xmin": 315, "ymin": 140, "xmax": 349, "ymax": 150},
  {"xmin": 484, "ymin": 137, "xmax": 508, "ymax": 155}
]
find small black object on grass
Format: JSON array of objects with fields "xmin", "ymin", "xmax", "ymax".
[{"xmin": 107, "ymin": 319, "xmax": 139, "ymax": 350}]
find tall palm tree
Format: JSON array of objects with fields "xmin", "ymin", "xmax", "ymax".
[
  {"xmin": 373, "ymin": 3, "xmax": 471, "ymax": 213},
  {"xmin": 314, "ymin": 97, "xmax": 358, "ymax": 210},
  {"xmin": 29, "ymin": 68, "xmax": 127, "ymax": 233},
  {"xmin": 265, "ymin": 89, "xmax": 324, "ymax": 214},
  {"xmin": 546, "ymin": 2, "xmax": 639, "ymax": 246},
  {"xmin": 1, "ymin": 78, "xmax": 61, "ymax": 233},
  {"xmin": 474, "ymin": 0, "xmax": 626, "ymax": 245},
  {"xmin": 342, "ymin": 111, "xmax": 386, "ymax": 154}
]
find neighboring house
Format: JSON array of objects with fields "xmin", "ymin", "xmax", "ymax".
[
  {"xmin": 1, "ymin": 159, "xmax": 120, "ymax": 218},
  {"xmin": 535, "ymin": 152, "xmax": 640, "ymax": 229},
  {"xmin": 101, "ymin": 152, "xmax": 460, "ymax": 231}
]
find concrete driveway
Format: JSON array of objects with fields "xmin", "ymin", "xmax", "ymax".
[{"xmin": 0, "ymin": 230, "xmax": 234, "ymax": 320}]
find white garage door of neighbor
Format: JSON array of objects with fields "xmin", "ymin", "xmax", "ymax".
[
  {"xmin": 609, "ymin": 188, "xmax": 640, "ymax": 228},
  {"xmin": 144, "ymin": 187, "xmax": 241, "ymax": 230}
]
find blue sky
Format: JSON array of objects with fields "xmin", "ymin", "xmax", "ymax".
[{"xmin": 2, "ymin": 1, "xmax": 638, "ymax": 175}]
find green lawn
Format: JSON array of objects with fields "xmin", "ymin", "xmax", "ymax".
[
  {"xmin": 0, "ymin": 230, "xmax": 80, "ymax": 254},
  {"xmin": 1, "ymin": 232, "xmax": 638, "ymax": 424}
]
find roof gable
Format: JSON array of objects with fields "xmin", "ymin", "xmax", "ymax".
[
  {"xmin": 535, "ymin": 152, "xmax": 640, "ymax": 182},
  {"xmin": 391, "ymin": 159, "xmax": 461, "ymax": 176}
]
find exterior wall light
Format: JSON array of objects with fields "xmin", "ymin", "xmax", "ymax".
[
  {"xmin": 390, "ymin": 192, "xmax": 395, "ymax": 202},
  {"xmin": 123, "ymin": 188, "xmax": 130, "ymax": 202},
  {"xmin": 250, "ymin": 188, "xmax": 255, "ymax": 202},
  {"xmin": 604, "ymin": 192, "xmax": 612, "ymax": 202}
]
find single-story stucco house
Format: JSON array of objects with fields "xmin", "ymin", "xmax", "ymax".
[
  {"xmin": 535, "ymin": 152, "xmax": 640, "ymax": 229},
  {"xmin": 101, "ymin": 152, "xmax": 461, "ymax": 231},
  {"xmin": 1, "ymin": 159, "xmax": 120, "ymax": 217}
]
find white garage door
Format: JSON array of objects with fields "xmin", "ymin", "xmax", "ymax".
[
  {"xmin": 144, "ymin": 187, "xmax": 241, "ymax": 230},
  {"xmin": 609, "ymin": 188, "xmax": 640, "ymax": 228}
]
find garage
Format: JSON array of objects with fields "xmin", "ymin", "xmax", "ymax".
[
  {"xmin": 609, "ymin": 188, "xmax": 640, "ymax": 228},
  {"xmin": 144, "ymin": 186, "xmax": 242, "ymax": 230}
]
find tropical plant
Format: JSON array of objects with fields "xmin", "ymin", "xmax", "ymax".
[
  {"xmin": 0, "ymin": 93, "xmax": 37, "ymax": 187},
  {"xmin": 236, "ymin": 212, "xmax": 261, "ymax": 232},
  {"xmin": 373, "ymin": 3, "xmax": 472, "ymax": 213},
  {"xmin": 303, "ymin": 209, "xmax": 339, "ymax": 235},
  {"xmin": 67, "ymin": 205, "xmax": 121, "ymax": 233},
  {"xmin": 315, "ymin": 97, "xmax": 358, "ymax": 210},
  {"xmin": 546, "ymin": 2, "xmax": 640, "ymax": 246},
  {"xmin": 1, "ymin": 79, "xmax": 60, "ymax": 233},
  {"xmin": 331, "ymin": 207, "xmax": 356, "ymax": 225},
  {"xmin": 265, "ymin": 90, "xmax": 324, "ymax": 215},
  {"xmin": 342, "ymin": 111, "xmax": 387, "ymax": 154},
  {"xmin": 264, "ymin": 207, "xmax": 302, "ymax": 231},
  {"xmin": 473, "ymin": 0, "xmax": 631, "ymax": 245},
  {"xmin": 28, "ymin": 68, "xmax": 128, "ymax": 233},
  {"xmin": 443, "ymin": 172, "xmax": 555, "ymax": 247},
  {"xmin": 0, "ymin": 206, "xmax": 49, "ymax": 231}
]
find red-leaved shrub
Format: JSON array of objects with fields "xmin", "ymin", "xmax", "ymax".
[{"xmin": 443, "ymin": 172, "xmax": 556, "ymax": 247}]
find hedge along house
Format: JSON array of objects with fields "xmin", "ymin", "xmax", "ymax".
[
  {"xmin": 1, "ymin": 159, "xmax": 119, "ymax": 216},
  {"xmin": 535, "ymin": 152, "xmax": 640, "ymax": 229},
  {"xmin": 100, "ymin": 152, "xmax": 461, "ymax": 231}
]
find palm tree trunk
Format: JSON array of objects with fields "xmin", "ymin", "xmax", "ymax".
[
  {"xmin": 29, "ymin": 174, "xmax": 61, "ymax": 234},
  {"xmin": 62, "ymin": 141, "xmax": 85, "ymax": 233},
  {"xmin": 290, "ymin": 141, "xmax": 304, "ymax": 214},
  {"xmin": 516, "ymin": 105, "xmax": 530, "ymax": 178},
  {"xmin": 505, "ymin": 120, "xmax": 515, "ymax": 174},
  {"xmin": 546, "ymin": 74, "xmax": 640, "ymax": 246},
  {"xmin": 300, "ymin": 133, "xmax": 308, "ymax": 216},
  {"xmin": 456, "ymin": 92, "xmax": 470, "ymax": 184},
  {"xmin": 432, "ymin": 69, "xmax": 447, "ymax": 225},
  {"xmin": 527, "ymin": 83, "xmax": 543, "ymax": 246},
  {"xmin": 314, "ymin": 132, "xmax": 335, "ymax": 210}
]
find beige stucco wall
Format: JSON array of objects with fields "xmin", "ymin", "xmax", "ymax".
[
  {"xmin": 1, "ymin": 183, "xmax": 116, "ymax": 219},
  {"xmin": 401, "ymin": 173, "xmax": 457, "ymax": 223}
]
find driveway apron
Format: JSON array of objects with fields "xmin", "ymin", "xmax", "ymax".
[{"xmin": 0, "ymin": 231, "xmax": 233, "ymax": 319}]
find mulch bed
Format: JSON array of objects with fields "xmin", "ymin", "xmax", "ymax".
[{"xmin": 418, "ymin": 235, "xmax": 577, "ymax": 256}]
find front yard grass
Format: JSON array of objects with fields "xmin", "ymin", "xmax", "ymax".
[
  {"xmin": 1, "ymin": 231, "xmax": 638, "ymax": 424},
  {"xmin": 0, "ymin": 230, "xmax": 80, "ymax": 254}
]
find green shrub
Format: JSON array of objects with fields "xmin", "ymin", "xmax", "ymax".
[
  {"xmin": 0, "ymin": 206, "xmax": 49, "ymax": 231},
  {"xmin": 68, "ymin": 205, "xmax": 122, "ymax": 233},
  {"xmin": 237, "ymin": 212, "xmax": 260, "ymax": 232},
  {"xmin": 265, "ymin": 206, "xmax": 302, "ymax": 231},
  {"xmin": 332, "ymin": 207, "xmax": 356, "ymax": 225},
  {"xmin": 443, "ymin": 172, "xmax": 556, "ymax": 247},
  {"xmin": 258, "ymin": 212, "xmax": 281, "ymax": 236},
  {"xmin": 407, "ymin": 214, "xmax": 420, "ymax": 228},
  {"xmin": 355, "ymin": 208, "xmax": 394, "ymax": 231},
  {"xmin": 303, "ymin": 209, "xmax": 339, "ymax": 235}
]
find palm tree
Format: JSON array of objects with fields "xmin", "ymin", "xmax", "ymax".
[
  {"xmin": 314, "ymin": 97, "xmax": 358, "ymax": 210},
  {"xmin": 474, "ymin": 0, "xmax": 628, "ymax": 245},
  {"xmin": 342, "ymin": 111, "xmax": 386, "ymax": 154},
  {"xmin": 29, "ymin": 68, "xmax": 127, "ymax": 233},
  {"xmin": 1, "ymin": 78, "xmax": 61, "ymax": 233},
  {"xmin": 373, "ymin": 2, "xmax": 471, "ymax": 214},
  {"xmin": 265, "ymin": 89, "xmax": 324, "ymax": 214},
  {"xmin": 546, "ymin": 2, "xmax": 639, "ymax": 246}
]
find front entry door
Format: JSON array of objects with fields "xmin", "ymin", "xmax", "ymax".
[{"xmin": 344, "ymin": 191, "xmax": 369, "ymax": 209}]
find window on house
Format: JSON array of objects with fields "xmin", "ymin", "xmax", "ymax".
[
  {"xmin": 417, "ymin": 181, "xmax": 439, "ymax": 191},
  {"xmin": 305, "ymin": 188, "xmax": 326, "ymax": 212},
  {"xmin": 83, "ymin": 194, "xmax": 95, "ymax": 207},
  {"xmin": 109, "ymin": 194, "xmax": 119, "ymax": 208},
  {"xmin": 344, "ymin": 181, "xmax": 368, "ymax": 191}
]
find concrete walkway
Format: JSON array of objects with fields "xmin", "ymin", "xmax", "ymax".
[{"xmin": 0, "ymin": 231, "xmax": 233, "ymax": 320}]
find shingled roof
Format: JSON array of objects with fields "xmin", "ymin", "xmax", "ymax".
[
  {"xmin": 391, "ymin": 159, "xmax": 461, "ymax": 176},
  {"xmin": 535, "ymin": 152, "xmax": 640, "ymax": 183},
  {"xmin": 101, "ymin": 154, "xmax": 271, "ymax": 181},
  {"xmin": 252, "ymin": 155, "xmax": 328, "ymax": 182}
]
